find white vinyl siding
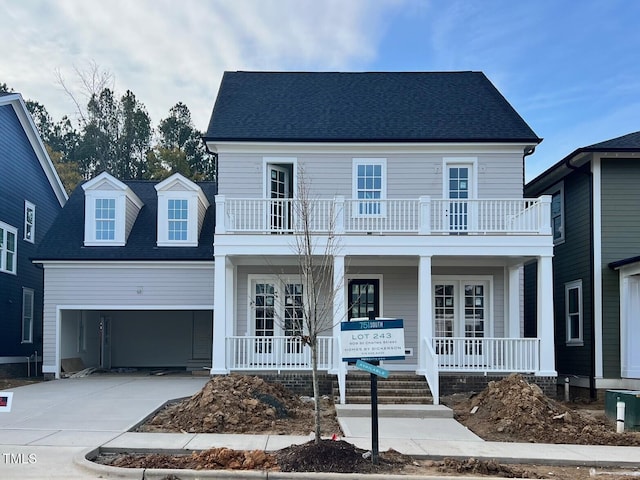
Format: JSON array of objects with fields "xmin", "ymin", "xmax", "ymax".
[{"xmin": 217, "ymin": 150, "xmax": 525, "ymax": 201}]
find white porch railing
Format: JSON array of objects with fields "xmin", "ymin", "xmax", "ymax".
[
  {"xmin": 432, "ymin": 337, "xmax": 540, "ymax": 372},
  {"xmin": 226, "ymin": 336, "xmax": 334, "ymax": 371},
  {"xmin": 422, "ymin": 337, "xmax": 440, "ymax": 405},
  {"xmin": 216, "ymin": 196, "xmax": 552, "ymax": 235}
]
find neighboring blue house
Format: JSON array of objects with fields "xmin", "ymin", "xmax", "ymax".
[{"xmin": 0, "ymin": 92, "xmax": 67, "ymax": 376}]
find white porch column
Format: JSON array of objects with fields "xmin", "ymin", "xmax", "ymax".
[
  {"xmin": 537, "ymin": 255, "xmax": 557, "ymax": 376},
  {"xmin": 417, "ymin": 255, "xmax": 433, "ymax": 372},
  {"xmin": 331, "ymin": 255, "xmax": 346, "ymax": 403},
  {"xmin": 507, "ymin": 265, "xmax": 521, "ymax": 338},
  {"xmin": 211, "ymin": 254, "xmax": 230, "ymax": 374}
]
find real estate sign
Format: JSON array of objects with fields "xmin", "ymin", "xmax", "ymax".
[{"xmin": 340, "ymin": 318, "xmax": 405, "ymax": 363}]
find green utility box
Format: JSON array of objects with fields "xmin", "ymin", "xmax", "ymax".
[{"xmin": 605, "ymin": 390, "xmax": 640, "ymax": 431}]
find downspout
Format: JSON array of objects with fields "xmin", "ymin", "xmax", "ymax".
[{"xmin": 565, "ymin": 156, "xmax": 597, "ymax": 400}]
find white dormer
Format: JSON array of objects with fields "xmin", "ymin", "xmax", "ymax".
[
  {"xmin": 82, "ymin": 172, "xmax": 144, "ymax": 246},
  {"xmin": 155, "ymin": 173, "xmax": 210, "ymax": 247}
]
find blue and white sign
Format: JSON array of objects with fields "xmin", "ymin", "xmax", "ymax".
[
  {"xmin": 356, "ymin": 360, "xmax": 390, "ymax": 378},
  {"xmin": 340, "ymin": 318, "xmax": 405, "ymax": 362}
]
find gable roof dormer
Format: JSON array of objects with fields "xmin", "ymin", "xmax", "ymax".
[
  {"xmin": 154, "ymin": 173, "xmax": 210, "ymax": 247},
  {"xmin": 82, "ymin": 172, "xmax": 144, "ymax": 246}
]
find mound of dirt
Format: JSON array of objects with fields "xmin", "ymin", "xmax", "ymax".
[
  {"xmin": 138, "ymin": 374, "xmax": 341, "ymax": 436},
  {"xmin": 452, "ymin": 373, "xmax": 640, "ymax": 445}
]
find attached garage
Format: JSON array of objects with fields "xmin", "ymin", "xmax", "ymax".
[{"xmin": 59, "ymin": 309, "xmax": 213, "ymax": 372}]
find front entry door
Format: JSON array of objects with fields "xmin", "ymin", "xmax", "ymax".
[
  {"xmin": 348, "ymin": 279, "xmax": 380, "ymax": 319},
  {"xmin": 434, "ymin": 280, "xmax": 488, "ymax": 364}
]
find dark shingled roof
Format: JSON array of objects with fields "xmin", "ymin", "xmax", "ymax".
[
  {"xmin": 34, "ymin": 180, "xmax": 216, "ymax": 261},
  {"xmin": 585, "ymin": 130, "xmax": 640, "ymax": 150},
  {"xmin": 204, "ymin": 71, "xmax": 540, "ymax": 144}
]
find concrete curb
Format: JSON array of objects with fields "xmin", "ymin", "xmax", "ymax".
[{"xmin": 73, "ymin": 447, "xmax": 508, "ymax": 480}]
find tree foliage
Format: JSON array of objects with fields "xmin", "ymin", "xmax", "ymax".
[{"xmin": 2, "ymin": 75, "xmax": 216, "ymax": 192}]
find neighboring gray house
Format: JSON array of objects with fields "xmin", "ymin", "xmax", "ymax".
[
  {"xmin": 34, "ymin": 172, "xmax": 216, "ymax": 378},
  {"xmin": 205, "ymin": 71, "xmax": 557, "ymax": 404},
  {"xmin": 525, "ymin": 131, "xmax": 640, "ymax": 396}
]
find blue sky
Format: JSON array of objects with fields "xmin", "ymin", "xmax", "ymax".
[{"xmin": 2, "ymin": 0, "xmax": 639, "ymax": 180}]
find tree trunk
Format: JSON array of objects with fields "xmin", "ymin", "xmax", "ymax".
[{"xmin": 311, "ymin": 341, "xmax": 322, "ymax": 443}]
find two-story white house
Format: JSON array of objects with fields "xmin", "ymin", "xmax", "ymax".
[{"xmin": 205, "ymin": 71, "xmax": 557, "ymax": 404}]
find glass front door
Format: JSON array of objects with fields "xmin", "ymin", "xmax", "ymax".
[{"xmin": 348, "ymin": 279, "xmax": 380, "ymax": 320}]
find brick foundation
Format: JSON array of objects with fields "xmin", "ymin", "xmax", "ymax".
[
  {"xmin": 252, "ymin": 372, "xmax": 334, "ymax": 397},
  {"xmin": 439, "ymin": 373, "xmax": 558, "ymax": 398}
]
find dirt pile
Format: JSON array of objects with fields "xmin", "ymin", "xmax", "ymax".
[
  {"xmin": 138, "ymin": 374, "xmax": 341, "ymax": 436},
  {"xmin": 106, "ymin": 447, "xmax": 278, "ymax": 471},
  {"xmin": 453, "ymin": 373, "xmax": 640, "ymax": 445}
]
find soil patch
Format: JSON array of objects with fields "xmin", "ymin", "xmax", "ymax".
[
  {"xmin": 137, "ymin": 373, "xmax": 342, "ymax": 436},
  {"xmin": 449, "ymin": 373, "xmax": 640, "ymax": 445},
  {"xmin": 0, "ymin": 378, "xmax": 41, "ymax": 390}
]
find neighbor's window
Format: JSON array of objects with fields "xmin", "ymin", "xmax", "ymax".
[
  {"xmin": 565, "ymin": 280, "xmax": 583, "ymax": 345},
  {"xmin": 353, "ymin": 159, "xmax": 386, "ymax": 215},
  {"xmin": 550, "ymin": 186, "xmax": 564, "ymax": 244},
  {"xmin": 22, "ymin": 288, "xmax": 34, "ymax": 343},
  {"xmin": 0, "ymin": 221, "xmax": 17, "ymax": 274},
  {"xmin": 168, "ymin": 199, "xmax": 189, "ymax": 240},
  {"xmin": 24, "ymin": 201, "xmax": 35, "ymax": 243},
  {"xmin": 95, "ymin": 198, "xmax": 116, "ymax": 240}
]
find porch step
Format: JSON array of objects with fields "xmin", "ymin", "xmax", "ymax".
[
  {"xmin": 334, "ymin": 373, "xmax": 433, "ymax": 405},
  {"xmin": 336, "ymin": 404, "xmax": 452, "ymax": 418}
]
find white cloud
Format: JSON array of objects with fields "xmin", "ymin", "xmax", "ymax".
[{"xmin": 1, "ymin": 0, "xmax": 396, "ymax": 130}]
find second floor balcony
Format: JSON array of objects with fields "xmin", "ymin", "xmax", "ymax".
[{"xmin": 214, "ymin": 195, "xmax": 552, "ymax": 236}]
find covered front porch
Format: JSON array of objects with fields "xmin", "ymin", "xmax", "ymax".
[{"xmin": 211, "ymin": 253, "xmax": 556, "ymax": 405}]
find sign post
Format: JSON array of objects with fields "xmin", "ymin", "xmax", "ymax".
[{"xmin": 340, "ymin": 316, "xmax": 405, "ymax": 464}]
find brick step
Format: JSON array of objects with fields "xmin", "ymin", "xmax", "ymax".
[
  {"xmin": 345, "ymin": 395, "xmax": 433, "ymax": 405},
  {"xmin": 346, "ymin": 387, "xmax": 431, "ymax": 396}
]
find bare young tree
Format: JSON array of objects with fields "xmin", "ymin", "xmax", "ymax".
[{"xmin": 290, "ymin": 168, "xmax": 343, "ymax": 444}]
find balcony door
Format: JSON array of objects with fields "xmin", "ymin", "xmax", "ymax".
[
  {"xmin": 433, "ymin": 279, "xmax": 490, "ymax": 364},
  {"xmin": 268, "ymin": 164, "xmax": 293, "ymax": 231},
  {"xmin": 252, "ymin": 278, "xmax": 304, "ymax": 364},
  {"xmin": 445, "ymin": 163, "xmax": 474, "ymax": 233}
]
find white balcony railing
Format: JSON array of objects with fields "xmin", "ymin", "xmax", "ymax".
[
  {"xmin": 433, "ymin": 337, "xmax": 540, "ymax": 373},
  {"xmin": 215, "ymin": 195, "xmax": 552, "ymax": 235},
  {"xmin": 226, "ymin": 336, "xmax": 334, "ymax": 371}
]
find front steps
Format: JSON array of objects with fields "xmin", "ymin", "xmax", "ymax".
[
  {"xmin": 335, "ymin": 403, "xmax": 452, "ymax": 418},
  {"xmin": 334, "ymin": 372, "xmax": 433, "ymax": 405}
]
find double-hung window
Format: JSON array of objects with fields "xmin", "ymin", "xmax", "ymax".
[
  {"xmin": 95, "ymin": 198, "xmax": 116, "ymax": 240},
  {"xmin": 353, "ymin": 158, "xmax": 386, "ymax": 215},
  {"xmin": 22, "ymin": 288, "xmax": 34, "ymax": 343},
  {"xmin": 565, "ymin": 280, "xmax": 583, "ymax": 345},
  {"xmin": 24, "ymin": 201, "xmax": 35, "ymax": 243},
  {"xmin": 168, "ymin": 199, "xmax": 189, "ymax": 240},
  {"xmin": 0, "ymin": 221, "xmax": 17, "ymax": 274},
  {"xmin": 546, "ymin": 183, "xmax": 564, "ymax": 244}
]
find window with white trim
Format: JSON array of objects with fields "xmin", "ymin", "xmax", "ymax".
[
  {"xmin": 565, "ymin": 280, "xmax": 583, "ymax": 345},
  {"xmin": 95, "ymin": 198, "xmax": 116, "ymax": 240},
  {"xmin": 21, "ymin": 288, "xmax": 34, "ymax": 343},
  {"xmin": 168, "ymin": 199, "xmax": 189, "ymax": 240},
  {"xmin": 0, "ymin": 221, "xmax": 17, "ymax": 274},
  {"xmin": 546, "ymin": 183, "xmax": 564, "ymax": 244},
  {"xmin": 24, "ymin": 201, "xmax": 35, "ymax": 243},
  {"xmin": 353, "ymin": 158, "xmax": 386, "ymax": 215}
]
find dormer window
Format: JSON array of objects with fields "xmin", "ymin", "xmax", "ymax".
[
  {"xmin": 95, "ymin": 198, "xmax": 116, "ymax": 240},
  {"xmin": 155, "ymin": 173, "xmax": 210, "ymax": 247},
  {"xmin": 82, "ymin": 172, "xmax": 143, "ymax": 246},
  {"xmin": 168, "ymin": 199, "xmax": 188, "ymax": 240}
]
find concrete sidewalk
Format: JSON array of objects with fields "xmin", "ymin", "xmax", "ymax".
[{"xmin": 1, "ymin": 375, "xmax": 639, "ymax": 479}]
